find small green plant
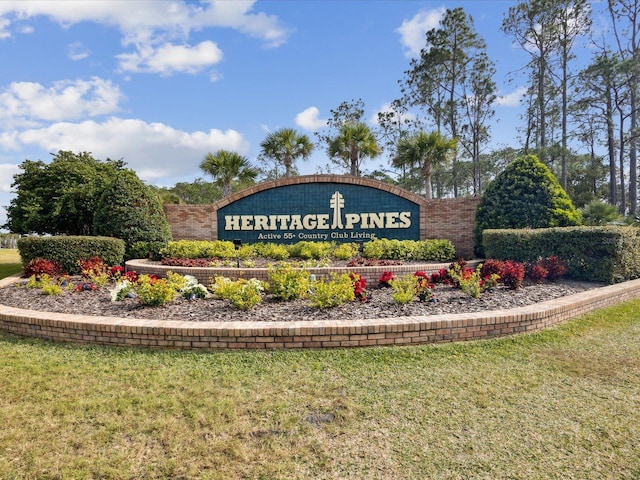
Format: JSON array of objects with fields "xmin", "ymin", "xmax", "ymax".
[
  {"xmin": 165, "ymin": 271, "xmax": 189, "ymax": 292},
  {"xmin": 390, "ymin": 274, "xmax": 417, "ymax": 304},
  {"xmin": 78, "ymin": 256, "xmax": 110, "ymax": 287},
  {"xmin": 179, "ymin": 275, "xmax": 210, "ymax": 299},
  {"xmin": 41, "ymin": 282, "xmax": 63, "ymax": 296},
  {"xmin": 448, "ymin": 263, "xmax": 500, "ymax": 299},
  {"xmin": 308, "ymin": 273, "xmax": 355, "ymax": 308},
  {"xmin": 110, "ymin": 279, "xmax": 135, "ymax": 302},
  {"xmin": 25, "ymin": 273, "xmax": 64, "ymax": 295},
  {"xmin": 210, "ymin": 276, "xmax": 264, "ymax": 310},
  {"xmin": 135, "ymin": 275, "xmax": 177, "ymax": 306},
  {"xmin": 267, "ymin": 264, "xmax": 311, "ymax": 301}
]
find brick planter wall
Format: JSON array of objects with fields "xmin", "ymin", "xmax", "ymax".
[
  {"xmin": 125, "ymin": 259, "xmax": 479, "ymax": 286},
  {"xmin": 2, "ymin": 274, "xmax": 640, "ymax": 351}
]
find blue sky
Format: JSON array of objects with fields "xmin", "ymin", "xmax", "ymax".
[{"xmin": 0, "ymin": 0, "xmax": 606, "ymax": 229}]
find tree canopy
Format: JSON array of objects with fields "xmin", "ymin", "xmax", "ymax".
[
  {"xmin": 5, "ymin": 150, "xmax": 171, "ymax": 257},
  {"xmin": 260, "ymin": 128, "xmax": 313, "ymax": 178},
  {"xmin": 5, "ymin": 151, "xmax": 127, "ymax": 235},
  {"xmin": 199, "ymin": 150, "xmax": 259, "ymax": 198},
  {"xmin": 327, "ymin": 122, "xmax": 381, "ymax": 176}
]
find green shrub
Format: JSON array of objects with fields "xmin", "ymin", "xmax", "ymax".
[
  {"xmin": 18, "ymin": 236, "xmax": 125, "ymax": 275},
  {"xmin": 474, "ymin": 154, "xmax": 581, "ymax": 257},
  {"xmin": 288, "ymin": 241, "xmax": 334, "ymax": 260},
  {"xmin": 267, "ymin": 264, "xmax": 311, "ymax": 301},
  {"xmin": 210, "ymin": 277, "xmax": 264, "ymax": 310},
  {"xmin": 413, "ymin": 239, "xmax": 456, "ymax": 261},
  {"xmin": 389, "ymin": 274, "xmax": 416, "ymax": 304},
  {"xmin": 308, "ymin": 273, "xmax": 355, "ymax": 308},
  {"xmin": 362, "ymin": 238, "xmax": 455, "ymax": 261},
  {"xmin": 135, "ymin": 275, "xmax": 178, "ymax": 306},
  {"xmin": 253, "ymin": 243, "xmax": 290, "ymax": 261},
  {"xmin": 92, "ymin": 170, "xmax": 172, "ymax": 259},
  {"xmin": 483, "ymin": 226, "xmax": 640, "ymax": 284},
  {"xmin": 333, "ymin": 242, "xmax": 359, "ymax": 260},
  {"xmin": 165, "ymin": 271, "xmax": 189, "ymax": 292},
  {"xmin": 128, "ymin": 241, "xmax": 168, "ymax": 261},
  {"xmin": 203, "ymin": 241, "xmax": 238, "ymax": 259}
]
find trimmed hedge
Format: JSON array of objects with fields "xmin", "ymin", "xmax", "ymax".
[
  {"xmin": 483, "ymin": 226, "xmax": 640, "ymax": 284},
  {"xmin": 18, "ymin": 236, "xmax": 125, "ymax": 275},
  {"xmin": 159, "ymin": 239, "xmax": 456, "ymax": 263}
]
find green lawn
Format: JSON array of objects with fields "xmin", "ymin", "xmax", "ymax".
[
  {"xmin": 1, "ymin": 248, "xmax": 639, "ymax": 478},
  {"xmin": 0, "ymin": 296, "xmax": 639, "ymax": 479},
  {"xmin": 0, "ymin": 249, "xmax": 22, "ymax": 279}
]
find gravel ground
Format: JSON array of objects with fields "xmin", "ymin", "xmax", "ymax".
[{"xmin": 0, "ymin": 277, "xmax": 601, "ymax": 323}]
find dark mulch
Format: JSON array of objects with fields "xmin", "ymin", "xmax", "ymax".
[{"xmin": 0, "ymin": 277, "xmax": 602, "ymax": 323}]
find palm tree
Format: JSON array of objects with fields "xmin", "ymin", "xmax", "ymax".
[
  {"xmin": 260, "ymin": 128, "xmax": 314, "ymax": 178},
  {"xmin": 328, "ymin": 122, "xmax": 381, "ymax": 176},
  {"xmin": 199, "ymin": 150, "xmax": 258, "ymax": 198},
  {"xmin": 394, "ymin": 131, "xmax": 457, "ymax": 199}
]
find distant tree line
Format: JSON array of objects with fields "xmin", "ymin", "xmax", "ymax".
[
  {"xmin": 159, "ymin": 0, "xmax": 638, "ymax": 221},
  {"xmin": 6, "ymin": 1, "xmax": 637, "ymax": 229}
]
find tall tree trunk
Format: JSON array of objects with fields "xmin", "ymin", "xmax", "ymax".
[
  {"xmin": 619, "ymin": 113, "xmax": 627, "ymax": 214},
  {"xmin": 607, "ymin": 85, "xmax": 617, "ymax": 206}
]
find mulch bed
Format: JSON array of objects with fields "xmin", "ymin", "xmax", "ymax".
[{"xmin": 0, "ymin": 277, "xmax": 601, "ymax": 323}]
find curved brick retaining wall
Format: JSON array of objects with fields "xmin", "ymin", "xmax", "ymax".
[
  {"xmin": 2, "ymin": 274, "xmax": 640, "ymax": 350},
  {"xmin": 124, "ymin": 259, "xmax": 476, "ymax": 287}
]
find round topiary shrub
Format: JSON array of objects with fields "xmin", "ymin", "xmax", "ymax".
[
  {"xmin": 93, "ymin": 170, "xmax": 172, "ymax": 259},
  {"xmin": 474, "ymin": 154, "xmax": 581, "ymax": 257}
]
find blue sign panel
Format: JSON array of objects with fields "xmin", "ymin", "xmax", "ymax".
[{"xmin": 217, "ymin": 182, "xmax": 420, "ymax": 244}]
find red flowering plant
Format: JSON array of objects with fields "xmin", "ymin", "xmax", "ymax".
[
  {"xmin": 350, "ymin": 273, "xmax": 370, "ymax": 302},
  {"xmin": 123, "ymin": 270, "xmax": 139, "ymax": 283},
  {"xmin": 108, "ymin": 265, "xmax": 125, "ymax": 280},
  {"xmin": 24, "ymin": 258, "xmax": 65, "ymax": 279},
  {"xmin": 78, "ymin": 256, "xmax": 109, "ymax": 287},
  {"xmin": 526, "ymin": 263, "xmax": 548, "ymax": 283},
  {"xmin": 378, "ymin": 271, "xmax": 396, "ymax": 288},
  {"xmin": 500, "ymin": 260, "xmax": 525, "ymax": 290},
  {"xmin": 541, "ymin": 256, "xmax": 567, "ymax": 281},
  {"xmin": 413, "ymin": 271, "xmax": 435, "ymax": 302},
  {"xmin": 430, "ymin": 268, "xmax": 451, "ymax": 285}
]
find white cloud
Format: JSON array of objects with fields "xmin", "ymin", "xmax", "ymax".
[
  {"xmin": 0, "ymin": 78, "xmax": 123, "ymax": 128},
  {"xmin": 396, "ymin": 7, "xmax": 445, "ymax": 57},
  {"xmin": 116, "ymin": 40, "xmax": 223, "ymax": 76},
  {"xmin": 0, "ymin": 164, "xmax": 20, "ymax": 193},
  {"xmin": 495, "ymin": 87, "xmax": 527, "ymax": 107},
  {"xmin": 3, "ymin": 117, "xmax": 250, "ymax": 182},
  {"xmin": 0, "ymin": 1, "xmax": 289, "ymax": 75},
  {"xmin": 68, "ymin": 41, "xmax": 90, "ymax": 61},
  {"xmin": 295, "ymin": 107, "xmax": 327, "ymax": 131}
]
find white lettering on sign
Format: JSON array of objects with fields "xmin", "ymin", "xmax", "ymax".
[{"xmin": 224, "ymin": 190, "xmax": 412, "ymax": 233}]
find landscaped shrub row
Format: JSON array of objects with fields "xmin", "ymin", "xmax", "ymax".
[
  {"xmin": 18, "ymin": 236, "xmax": 125, "ymax": 275},
  {"xmin": 160, "ymin": 238, "xmax": 456, "ymax": 263},
  {"xmin": 483, "ymin": 226, "xmax": 640, "ymax": 284}
]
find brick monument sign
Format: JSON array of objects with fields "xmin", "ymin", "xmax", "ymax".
[{"xmin": 164, "ymin": 175, "xmax": 479, "ymax": 258}]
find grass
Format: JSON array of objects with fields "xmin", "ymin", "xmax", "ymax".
[
  {"xmin": 1, "ymin": 250, "xmax": 639, "ymax": 478},
  {"xmin": 0, "ymin": 249, "xmax": 22, "ymax": 279}
]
